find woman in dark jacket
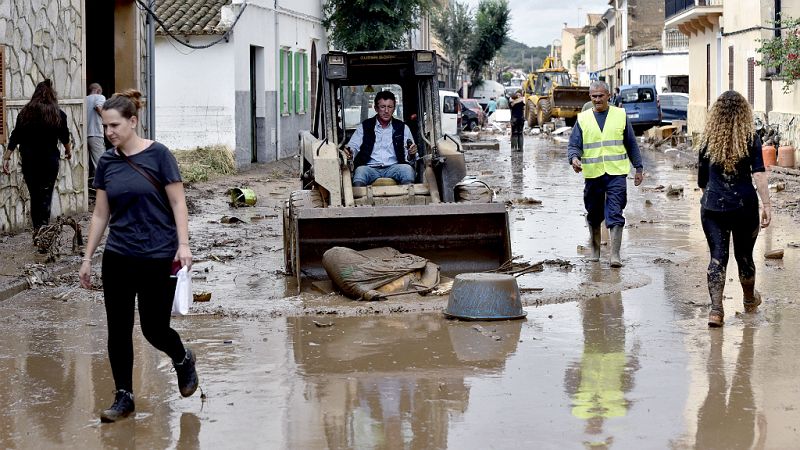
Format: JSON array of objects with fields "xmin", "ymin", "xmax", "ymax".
[
  {"xmin": 2, "ymin": 79, "xmax": 72, "ymax": 235},
  {"xmin": 697, "ymin": 90, "xmax": 771, "ymax": 327}
]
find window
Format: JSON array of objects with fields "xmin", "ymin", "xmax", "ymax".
[
  {"xmin": 442, "ymin": 95, "xmax": 457, "ymax": 114},
  {"xmin": 728, "ymin": 46, "xmax": 734, "ymax": 90},
  {"xmin": 609, "ymin": 26, "xmax": 615, "ymax": 45},
  {"xmin": 640, "ymin": 75, "xmax": 656, "ymax": 85},
  {"xmin": 294, "ymin": 51, "xmax": 308, "ymax": 113},
  {"xmin": 620, "ymin": 88, "xmax": 655, "ymax": 103},
  {"xmin": 280, "ymin": 48, "xmax": 292, "ymax": 114},
  {"xmin": 747, "ymin": 57, "xmax": 755, "ymax": 106},
  {"xmin": 340, "ymin": 84, "xmax": 403, "ymax": 129}
]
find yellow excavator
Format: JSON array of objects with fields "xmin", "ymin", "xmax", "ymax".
[{"xmin": 522, "ymin": 56, "xmax": 589, "ymax": 128}]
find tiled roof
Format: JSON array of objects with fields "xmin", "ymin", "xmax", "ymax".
[{"xmin": 155, "ymin": 0, "xmax": 232, "ymax": 36}]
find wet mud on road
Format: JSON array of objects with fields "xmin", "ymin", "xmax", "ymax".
[{"xmin": 3, "ymin": 135, "xmax": 800, "ymax": 447}]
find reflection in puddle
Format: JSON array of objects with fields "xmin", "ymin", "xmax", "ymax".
[{"xmin": 288, "ymin": 314, "xmax": 522, "ymax": 448}]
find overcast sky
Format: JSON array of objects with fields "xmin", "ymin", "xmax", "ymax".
[{"xmin": 461, "ymin": 0, "xmax": 611, "ymax": 47}]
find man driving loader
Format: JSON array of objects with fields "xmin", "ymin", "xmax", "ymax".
[{"xmin": 344, "ymin": 91, "xmax": 418, "ymax": 186}]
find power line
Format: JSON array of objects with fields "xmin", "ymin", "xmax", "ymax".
[{"xmin": 134, "ymin": 0, "xmax": 249, "ymax": 50}]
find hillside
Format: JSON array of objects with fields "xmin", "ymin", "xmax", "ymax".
[{"xmin": 495, "ymin": 38, "xmax": 550, "ymax": 73}]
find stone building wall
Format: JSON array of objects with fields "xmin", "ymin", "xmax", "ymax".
[{"xmin": 0, "ymin": 0, "xmax": 86, "ymax": 232}]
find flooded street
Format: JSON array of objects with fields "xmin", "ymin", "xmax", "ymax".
[{"xmin": 2, "ymin": 135, "xmax": 800, "ymax": 448}]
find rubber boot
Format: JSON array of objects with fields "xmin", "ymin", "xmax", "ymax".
[
  {"xmin": 707, "ymin": 268, "xmax": 725, "ymax": 327},
  {"xmin": 588, "ymin": 224, "xmax": 601, "ymax": 261},
  {"xmin": 740, "ymin": 276, "xmax": 762, "ymax": 313},
  {"xmin": 609, "ymin": 226, "xmax": 623, "ymax": 268}
]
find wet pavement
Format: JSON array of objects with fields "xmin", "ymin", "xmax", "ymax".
[{"xmin": 2, "ymin": 133, "xmax": 800, "ymax": 448}]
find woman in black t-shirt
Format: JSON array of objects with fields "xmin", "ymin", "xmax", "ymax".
[
  {"xmin": 78, "ymin": 89, "xmax": 199, "ymax": 423},
  {"xmin": 2, "ymin": 79, "xmax": 72, "ymax": 236},
  {"xmin": 697, "ymin": 90, "xmax": 771, "ymax": 327}
]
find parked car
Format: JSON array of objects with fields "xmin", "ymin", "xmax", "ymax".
[
  {"xmin": 659, "ymin": 92, "xmax": 688, "ymax": 123},
  {"xmin": 617, "ymin": 84, "xmax": 661, "ymax": 133},
  {"xmin": 460, "ymin": 98, "xmax": 486, "ymax": 130}
]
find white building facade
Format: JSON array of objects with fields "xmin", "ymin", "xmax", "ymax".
[{"xmin": 155, "ymin": 0, "xmax": 327, "ymax": 169}]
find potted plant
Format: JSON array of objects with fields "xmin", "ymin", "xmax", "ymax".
[{"xmin": 757, "ymin": 17, "xmax": 800, "ymax": 94}]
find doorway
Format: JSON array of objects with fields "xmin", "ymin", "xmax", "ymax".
[{"xmin": 85, "ymin": 1, "xmax": 116, "ymax": 97}]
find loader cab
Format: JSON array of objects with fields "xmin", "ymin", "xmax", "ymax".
[
  {"xmin": 533, "ymin": 71, "xmax": 571, "ymax": 95},
  {"xmin": 312, "ymin": 50, "xmax": 442, "ymax": 161}
]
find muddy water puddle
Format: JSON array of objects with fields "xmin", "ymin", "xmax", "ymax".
[{"xmin": 4, "ymin": 137, "xmax": 800, "ymax": 447}]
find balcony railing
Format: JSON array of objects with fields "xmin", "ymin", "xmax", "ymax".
[
  {"xmin": 665, "ymin": 29, "xmax": 689, "ymax": 50},
  {"xmin": 665, "ymin": 0, "xmax": 723, "ymax": 19}
]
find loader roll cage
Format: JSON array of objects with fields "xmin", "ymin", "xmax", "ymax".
[{"xmin": 311, "ymin": 50, "xmax": 443, "ymax": 167}]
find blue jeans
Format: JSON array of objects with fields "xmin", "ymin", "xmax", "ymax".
[
  {"xmin": 583, "ymin": 174, "xmax": 627, "ymax": 228},
  {"xmin": 353, "ymin": 164, "xmax": 415, "ymax": 186}
]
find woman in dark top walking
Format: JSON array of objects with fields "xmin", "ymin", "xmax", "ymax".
[
  {"xmin": 78, "ymin": 90, "xmax": 199, "ymax": 422},
  {"xmin": 2, "ymin": 79, "xmax": 72, "ymax": 235},
  {"xmin": 697, "ymin": 90, "xmax": 771, "ymax": 327}
]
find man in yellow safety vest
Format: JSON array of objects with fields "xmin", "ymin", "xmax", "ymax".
[{"xmin": 567, "ymin": 81, "xmax": 644, "ymax": 267}]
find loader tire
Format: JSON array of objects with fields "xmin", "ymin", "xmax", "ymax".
[
  {"xmin": 284, "ymin": 190, "xmax": 324, "ymax": 274},
  {"xmin": 537, "ymin": 99, "xmax": 552, "ymax": 125},
  {"xmin": 526, "ymin": 100, "xmax": 538, "ymax": 128}
]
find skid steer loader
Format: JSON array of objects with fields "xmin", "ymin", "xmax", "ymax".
[{"xmin": 283, "ymin": 50, "xmax": 511, "ymax": 286}]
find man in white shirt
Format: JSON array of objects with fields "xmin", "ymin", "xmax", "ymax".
[
  {"xmin": 344, "ymin": 91, "xmax": 418, "ymax": 186},
  {"xmin": 86, "ymin": 83, "xmax": 106, "ymax": 170}
]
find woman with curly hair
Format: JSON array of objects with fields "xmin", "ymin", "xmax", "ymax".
[
  {"xmin": 2, "ymin": 79, "xmax": 72, "ymax": 236},
  {"xmin": 697, "ymin": 90, "xmax": 771, "ymax": 327}
]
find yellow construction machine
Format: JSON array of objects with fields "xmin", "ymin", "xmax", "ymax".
[
  {"xmin": 522, "ymin": 56, "xmax": 589, "ymax": 128},
  {"xmin": 284, "ymin": 50, "xmax": 511, "ymax": 287}
]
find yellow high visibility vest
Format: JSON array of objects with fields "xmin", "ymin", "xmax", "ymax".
[{"xmin": 577, "ymin": 106, "xmax": 630, "ymax": 179}]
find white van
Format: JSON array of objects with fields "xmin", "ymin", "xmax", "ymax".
[
  {"xmin": 471, "ymin": 80, "xmax": 506, "ymax": 107},
  {"xmin": 439, "ymin": 90, "xmax": 461, "ymax": 136}
]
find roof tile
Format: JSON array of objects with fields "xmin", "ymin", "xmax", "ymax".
[{"xmin": 155, "ymin": 0, "xmax": 232, "ymax": 36}]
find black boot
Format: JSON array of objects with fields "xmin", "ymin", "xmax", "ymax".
[
  {"xmin": 100, "ymin": 389, "xmax": 135, "ymax": 423},
  {"xmin": 707, "ymin": 268, "xmax": 725, "ymax": 327},
  {"xmin": 173, "ymin": 349, "xmax": 199, "ymax": 397}
]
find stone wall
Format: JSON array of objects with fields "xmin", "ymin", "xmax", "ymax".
[{"xmin": 0, "ymin": 0, "xmax": 86, "ymax": 232}]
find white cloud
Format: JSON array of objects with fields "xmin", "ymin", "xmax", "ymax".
[{"xmin": 460, "ymin": 0, "xmax": 610, "ymax": 47}]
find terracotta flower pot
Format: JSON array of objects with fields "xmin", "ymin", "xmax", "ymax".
[
  {"xmin": 762, "ymin": 144, "xmax": 777, "ymax": 168},
  {"xmin": 777, "ymin": 145, "xmax": 796, "ymax": 168}
]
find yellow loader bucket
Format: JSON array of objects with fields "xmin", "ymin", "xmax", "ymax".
[{"xmin": 285, "ymin": 203, "xmax": 511, "ymax": 285}]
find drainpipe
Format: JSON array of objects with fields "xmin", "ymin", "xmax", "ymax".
[
  {"xmin": 274, "ymin": 0, "xmax": 281, "ymax": 161},
  {"xmin": 147, "ymin": 0, "xmax": 156, "ymax": 139}
]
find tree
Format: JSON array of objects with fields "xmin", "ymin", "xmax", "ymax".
[
  {"xmin": 323, "ymin": 0, "xmax": 433, "ymax": 51},
  {"xmin": 466, "ymin": 0, "xmax": 511, "ymax": 92},
  {"xmin": 757, "ymin": 17, "xmax": 800, "ymax": 93},
  {"xmin": 431, "ymin": 1, "xmax": 474, "ymax": 89}
]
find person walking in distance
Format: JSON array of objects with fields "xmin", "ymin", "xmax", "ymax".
[
  {"xmin": 698, "ymin": 90, "xmax": 771, "ymax": 327},
  {"xmin": 79, "ymin": 90, "xmax": 198, "ymax": 423},
  {"xmin": 2, "ymin": 79, "xmax": 72, "ymax": 238},
  {"xmin": 86, "ymin": 83, "xmax": 106, "ymax": 172},
  {"xmin": 567, "ymin": 81, "xmax": 644, "ymax": 267}
]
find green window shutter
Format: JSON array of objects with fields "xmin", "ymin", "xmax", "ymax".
[
  {"xmin": 304, "ymin": 53, "xmax": 309, "ymax": 114},
  {"xmin": 294, "ymin": 52, "xmax": 300, "ymax": 114},
  {"xmin": 286, "ymin": 50, "xmax": 294, "ymax": 114},
  {"xmin": 279, "ymin": 49, "xmax": 285, "ymax": 114}
]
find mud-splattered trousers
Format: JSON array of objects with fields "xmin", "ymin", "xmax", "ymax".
[
  {"xmin": 102, "ymin": 250, "xmax": 187, "ymax": 393},
  {"xmin": 584, "ymin": 174, "xmax": 627, "ymax": 228},
  {"xmin": 700, "ymin": 205, "xmax": 760, "ymax": 313}
]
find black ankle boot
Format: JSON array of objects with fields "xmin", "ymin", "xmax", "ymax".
[
  {"xmin": 173, "ymin": 349, "xmax": 199, "ymax": 397},
  {"xmin": 101, "ymin": 389, "xmax": 135, "ymax": 423}
]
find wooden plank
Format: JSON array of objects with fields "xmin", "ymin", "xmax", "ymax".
[{"xmin": 0, "ymin": 98, "xmax": 5, "ymax": 145}]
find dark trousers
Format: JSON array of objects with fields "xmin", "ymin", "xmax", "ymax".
[
  {"xmin": 102, "ymin": 251, "xmax": 186, "ymax": 393},
  {"xmin": 21, "ymin": 154, "xmax": 60, "ymax": 229},
  {"xmin": 701, "ymin": 206, "xmax": 759, "ymax": 310},
  {"xmin": 511, "ymin": 117, "xmax": 524, "ymax": 136},
  {"xmin": 584, "ymin": 174, "xmax": 627, "ymax": 228}
]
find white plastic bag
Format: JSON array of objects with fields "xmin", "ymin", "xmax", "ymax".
[{"xmin": 172, "ymin": 266, "xmax": 192, "ymax": 315}]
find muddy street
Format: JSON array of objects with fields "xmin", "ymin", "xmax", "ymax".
[{"xmin": 2, "ymin": 134, "xmax": 800, "ymax": 448}]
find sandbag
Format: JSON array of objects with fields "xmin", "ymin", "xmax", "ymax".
[{"xmin": 322, "ymin": 247, "xmax": 440, "ymax": 300}]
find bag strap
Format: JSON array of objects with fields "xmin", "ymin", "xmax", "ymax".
[{"xmin": 117, "ymin": 148, "xmax": 164, "ymax": 193}]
